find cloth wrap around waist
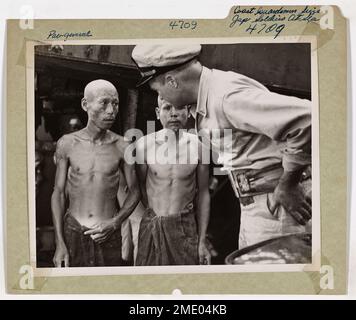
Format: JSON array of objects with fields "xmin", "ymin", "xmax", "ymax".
[
  {"xmin": 63, "ymin": 211, "xmax": 122, "ymax": 267},
  {"xmin": 135, "ymin": 204, "xmax": 199, "ymax": 266}
]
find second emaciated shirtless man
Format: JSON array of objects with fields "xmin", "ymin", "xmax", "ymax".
[{"xmin": 135, "ymin": 96, "xmax": 211, "ymax": 265}]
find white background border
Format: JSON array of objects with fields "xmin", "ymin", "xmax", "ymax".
[{"xmin": 0, "ymin": 0, "xmax": 355, "ymax": 299}]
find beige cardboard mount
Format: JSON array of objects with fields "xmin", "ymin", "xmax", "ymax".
[{"xmin": 5, "ymin": 5, "xmax": 347, "ymax": 294}]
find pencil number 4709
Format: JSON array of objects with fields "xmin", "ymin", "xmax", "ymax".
[{"xmin": 169, "ymin": 20, "xmax": 198, "ymax": 30}]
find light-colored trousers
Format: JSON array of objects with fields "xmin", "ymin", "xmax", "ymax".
[{"xmin": 238, "ymin": 192, "xmax": 311, "ymax": 249}]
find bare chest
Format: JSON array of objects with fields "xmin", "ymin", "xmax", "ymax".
[
  {"xmin": 148, "ymin": 138, "xmax": 199, "ymax": 164},
  {"xmin": 68, "ymin": 142, "xmax": 121, "ymax": 175},
  {"xmin": 148, "ymin": 162, "xmax": 197, "ymax": 181}
]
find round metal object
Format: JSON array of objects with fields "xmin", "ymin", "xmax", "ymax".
[{"xmin": 225, "ymin": 233, "xmax": 312, "ymax": 265}]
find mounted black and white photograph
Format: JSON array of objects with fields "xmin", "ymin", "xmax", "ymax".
[{"xmin": 27, "ymin": 39, "xmax": 320, "ymax": 275}]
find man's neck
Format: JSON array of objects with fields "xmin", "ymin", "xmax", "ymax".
[
  {"xmin": 186, "ymin": 64, "xmax": 203, "ymax": 118},
  {"xmin": 84, "ymin": 122, "xmax": 107, "ymax": 142},
  {"xmin": 173, "ymin": 129, "xmax": 183, "ymax": 141},
  {"xmin": 186, "ymin": 64, "xmax": 203, "ymax": 106},
  {"xmin": 160, "ymin": 128, "xmax": 184, "ymax": 143},
  {"xmin": 189, "ymin": 65, "xmax": 205, "ymax": 119},
  {"xmin": 193, "ymin": 63, "xmax": 203, "ymax": 98}
]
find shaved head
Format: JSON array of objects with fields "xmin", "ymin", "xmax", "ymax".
[
  {"xmin": 84, "ymin": 79, "xmax": 118, "ymax": 102},
  {"xmin": 81, "ymin": 79, "xmax": 120, "ymax": 131}
]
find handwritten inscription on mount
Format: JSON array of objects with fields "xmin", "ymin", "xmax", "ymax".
[{"xmin": 230, "ymin": 6, "xmax": 321, "ymax": 38}]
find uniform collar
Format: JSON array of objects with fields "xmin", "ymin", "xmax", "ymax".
[{"xmin": 196, "ymin": 66, "xmax": 211, "ymax": 118}]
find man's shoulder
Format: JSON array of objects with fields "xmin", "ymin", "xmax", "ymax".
[
  {"xmin": 203, "ymin": 69, "xmax": 239, "ymax": 108},
  {"xmin": 183, "ymin": 132, "xmax": 204, "ymax": 158},
  {"xmin": 183, "ymin": 131, "xmax": 199, "ymax": 143},
  {"xmin": 62, "ymin": 129, "xmax": 87, "ymax": 143},
  {"xmin": 55, "ymin": 133, "xmax": 76, "ymax": 159},
  {"xmin": 56, "ymin": 133, "xmax": 76, "ymax": 149},
  {"xmin": 210, "ymin": 68, "xmax": 266, "ymax": 93},
  {"xmin": 110, "ymin": 131, "xmax": 131, "ymax": 154},
  {"xmin": 211, "ymin": 68, "xmax": 250, "ymax": 81},
  {"xmin": 206, "ymin": 68, "xmax": 269, "ymax": 118},
  {"xmin": 138, "ymin": 131, "xmax": 157, "ymax": 142},
  {"xmin": 136, "ymin": 132, "xmax": 156, "ymax": 150},
  {"xmin": 107, "ymin": 130, "xmax": 124, "ymax": 143},
  {"xmin": 210, "ymin": 68, "xmax": 237, "ymax": 84},
  {"xmin": 59, "ymin": 132, "xmax": 76, "ymax": 141}
]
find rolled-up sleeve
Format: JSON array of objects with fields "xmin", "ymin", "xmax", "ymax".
[{"xmin": 222, "ymin": 88, "xmax": 312, "ymax": 172}]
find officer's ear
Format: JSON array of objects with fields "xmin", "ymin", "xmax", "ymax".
[
  {"xmin": 81, "ymin": 98, "xmax": 88, "ymax": 112},
  {"xmin": 155, "ymin": 107, "xmax": 160, "ymax": 120},
  {"xmin": 165, "ymin": 74, "xmax": 178, "ymax": 89}
]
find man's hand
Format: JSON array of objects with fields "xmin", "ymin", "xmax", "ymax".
[
  {"xmin": 198, "ymin": 239, "xmax": 212, "ymax": 265},
  {"xmin": 53, "ymin": 242, "xmax": 69, "ymax": 267},
  {"xmin": 84, "ymin": 218, "xmax": 119, "ymax": 244},
  {"xmin": 271, "ymin": 173, "xmax": 311, "ymax": 225}
]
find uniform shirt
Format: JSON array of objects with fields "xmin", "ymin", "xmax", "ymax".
[{"xmin": 194, "ymin": 67, "xmax": 311, "ymax": 172}]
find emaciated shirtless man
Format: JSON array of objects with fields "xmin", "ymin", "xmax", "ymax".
[
  {"xmin": 51, "ymin": 79, "xmax": 140, "ymax": 267},
  {"xmin": 135, "ymin": 96, "xmax": 211, "ymax": 265}
]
